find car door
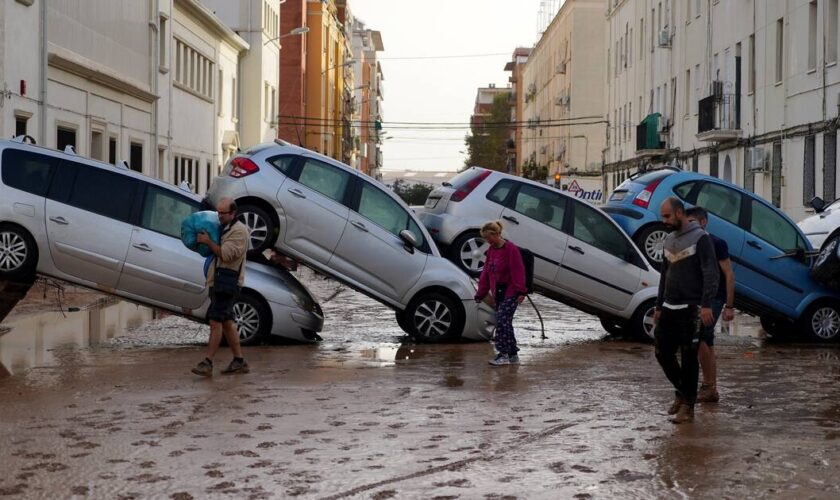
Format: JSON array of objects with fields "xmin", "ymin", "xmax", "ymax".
[
  {"xmin": 275, "ymin": 156, "xmax": 352, "ymax": 265},
  {"xmin": 329, "ymin": 178, "xmax": 428, "ymax": 305},
  {"xmin": 498, "ymin": 183, "xmax": 568, "ymax": 289},
  {"xmin": 44, "ymin": 161, "xmax": 138, "ymax": 288},
  {"xmin": 738, "ymin": 197, "xmax": 810, "ymax": 316},
  {"xmin": 117, "ymin": 185, "xmax": 206, "ymax": 310},
  {"xmin": 555, "ymin": 200, "xmax": 643, "ymax": 311}
]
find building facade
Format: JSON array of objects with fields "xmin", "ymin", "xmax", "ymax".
[
  {"xmin": 520, "ymin": 0, "xmax": 607, "ymax": 189},
  {"xmin": 351, "ymin": 21, "xmax": 384, "ymax": 178},
  {"xmin": 504, "ymin": 47, "xmax": 532, "ymax": 177},
  {"xmin": 605, "ymin": 0, "xmax": 840, "ymax": 222},
  {"xmin": 277, "ymin": 0, "xmax": 308, "ymax": 147}
]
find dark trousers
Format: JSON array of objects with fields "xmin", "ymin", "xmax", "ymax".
[{"xmin": 654, "ymin": 306, "xmax": 701, "ymax": 406}]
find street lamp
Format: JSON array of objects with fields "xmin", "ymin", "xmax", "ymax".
[{"xmin": 263, "ymin": 26, "xmax": 309, "ymax": 46}]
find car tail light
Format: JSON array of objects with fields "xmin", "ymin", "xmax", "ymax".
[
  {"xmin": 229, "ymin": 157, "xmax": 260, "ymax": 178},
  {"xmin": 450, "ymin": 170, "xmax": 491, "ymax": 202},
  {"xmin": 632, "ymin": 178, "xmax": 664, "ymax": 209}
]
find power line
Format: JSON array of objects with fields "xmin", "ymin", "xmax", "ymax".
[{"xmin": 377, "ymin": 52, "xmax": 510, "ymax": 60}]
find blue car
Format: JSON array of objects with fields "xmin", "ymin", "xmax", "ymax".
[{"xmin": 603, "ymin": 168, "xmax": 840, "ymax": 341}]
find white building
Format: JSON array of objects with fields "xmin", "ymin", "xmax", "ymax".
[{"xmin": 606, "ymin": 0, "xmax": 840, "ymax": 222}]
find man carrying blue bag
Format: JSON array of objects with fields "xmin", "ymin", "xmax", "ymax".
[{"xmin": 190, "ymin": 197, "xmax": 251, "ymax": 377}]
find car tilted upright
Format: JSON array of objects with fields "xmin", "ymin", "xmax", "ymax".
[
  {"xmin": 206, "ymin": 140, "xmax": 496, "ymax": 343},
  {"xmin": 603, "ymin": 168, "xmax": 840, "ymax": 342},
  {"xmin": 417, "ymin": 167, "xmax": 660, "ymax": 340},
  {"xmin": 0, "ymin": 137, "xmax": 323, "ymax": 345}
]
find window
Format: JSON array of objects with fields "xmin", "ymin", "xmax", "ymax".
[
  {"xmin": 512, "ymin": 184, "xmax": 566, "ymax": 231},
  {"xmin": 218, "ymin": 69, "xmax": 224, "ymax": 116},
  {"xmin": 686, "ymin": 68, "xmax": 693, "ymax": 115},
  {"xmin": 159, "ymin": 15, "xmax": 168, "ymax": 69},
  {"xmin": 14, "ymin": 115, "xmax": 27, "ymax": 137},
  {"xmin": 268, "ymin": 155, "xmax": 298, "ymax": 176},
  {"xmin": 0, "ymin": 149, "xmax": 58, "ymax": 196},
  {"xmin": 694, "ymin": 64, "xmax": 700, "ymax": 114},
  {"xmin": 108, "ymin": 137, "xmax": 117, "ymax": 165},
  {"xmin": 297, "ymin": 159, "xmax": 351, "ymax": 203},
  {"xmin": 776, "ymin": 18, "xmax": 784, "ymax": 84},
  {"xmin": 750, "ymin": 200, "xmax": 805, "ymax": 251},
  {"xmin": 831, "ymin": 0, "xmax": 839, "ymax": 64},
  {"xmin": 357, "ymin": 181, "xmax": 413, "ymax": 238},
  {"xmin": 231, "ymin": 77, "xmax": 238, "ymax": 119},
  {"xmin": 174, "ymin": 155, "xmax": 197, "ymax": 188},
  {"xmin": 174, "ymin": 38, "xmax": 214, "ymax": 100},
  {"xmin": 809, "ymin": 1, "xmax": 818, "ymax": 71},
  {"xmin": 141, "ymin": 186, "xmax": 198, "ymax": 238},
  {"xmin": 749, "ymin": 34, "xmax": 756, "ymax": 93},
  {"xmin": 825, "ymin": 133, "xmax": 837, "ymax": 201},
  {"xmin": 56, "ymin": 126, "xmax": 76, "ymax": 152},
  {"xmin": 572, "ymin": 201, "xmax": 633, "ymax": 261},
  {"xmin": 695, "ymin": 182, "xmax": 742, "ymax": 225},
  {"xmin": 90, "ymin": 130, "xmax": 103, "ymax": 160},
  {"xmin": 130, "ymin": 142, "xmax": 143, "ymax": 173},
  {"xmin": 640, "ymin": 18, "xmax": 645, "ymax": 59},
  {"xmin": 804, "ymin": 135, "xmax": 816, "ymax": 205},
  {"xmin": 673, "ymin": 181, "xmax": 696, "ymax": 200},
  {"xmin": 487, "ymin": 180, "xmax": 515, "ymax": 205},
  {"xmin": 68, "ymin": 165, "xmax": 138, "ymax": 223}
]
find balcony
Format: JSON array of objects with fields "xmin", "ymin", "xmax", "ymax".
[
  {"xmin": 635, "ymin": 113, "xmax": 667, "ymax": 158},
  {"xmin": 697, "ymin": 94, "xmax": 742, "ymax": 142}
]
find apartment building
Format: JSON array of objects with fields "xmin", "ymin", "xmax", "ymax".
[
  {"xmin": 520, "ymin": 0, "xmax": 607, "ymax": 190},
  {"xmin": 504, "ymin": 47, "xmax": 532, "ymax": 177},
  {"xmin": 351, "ymin": 21, "xmax": 384, "ymax": 178},
  {"xmin": 605, "ymin": 0, "xmax": 840, "ymax": 222}
]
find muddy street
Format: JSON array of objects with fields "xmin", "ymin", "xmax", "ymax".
[{"xmin": 1, "ymin": 271, "xmax": 840, "ymax": 499}]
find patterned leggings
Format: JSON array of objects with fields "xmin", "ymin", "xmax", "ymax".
[{"xmin": 494, "ymin": 296, "xmax": 520, "ymax": 355}]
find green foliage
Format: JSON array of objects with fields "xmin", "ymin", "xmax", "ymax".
[
  {"xmin": 464, "ymin": 92, "xmax": 512, "ymax": 171},
  {"xmin": 391, "ymin": 178, "xmax": 435, "ymax": 205}
]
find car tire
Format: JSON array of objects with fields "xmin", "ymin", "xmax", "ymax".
[
  {"xmin": 237, "ymin": 204, "xmax": 278, "ymax": 254},
  {"xmin": 760, "ymin": 315, "xmax": 792, "ymax": 338},
  {"xmin": 232, "ymin": 292, "xmax": 272, "ymax": 346},
  {"xmin": 799, "ymin": 300, "xmax": 840, "ymax": 342},
  {"xmin": 629, "ymin": 299, "xmax": 657, "ymax": 341},
  {"xmin": 599, "ymin": 316, "xmax": 626, "ymax": 336},
  {"xmin": 0, "ymin": 224, "xmax": 37, "ymax": 282},
  {"xmin": 405, "ymin": 291, "xmax": 464, "ymax": 343},
  {"xmin": 450, "ymin": 231, "xmax": 488, "ymax": 278},
  {"xmin": 395, "ymin": 310, "xmax": 411, "ymax": 334},
  {"xmin": 811, "ymin": 234, "xmax": 840, "ymax": 289},
  {"xmin": 634, "ymin": 224, "xmax": 669, "ymax": 270}
]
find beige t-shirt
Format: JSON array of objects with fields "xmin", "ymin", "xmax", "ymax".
[{"xmin": 206, "ymin": 221, "xmax": 248, "ymax": 287}]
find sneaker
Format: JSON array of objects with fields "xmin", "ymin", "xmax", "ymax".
[
  {"xmin": 191, "ymin": 359, "xmax": 213, "ymax": 377},
  {"xmin": 670, "ymin": 404, "xmax": 694, "ymax": 424},
  {"xmin": 667, "ymin": 393, "xmax": 685, "ymax": 415},
  {"xmin": 509, "ymin": 354, "xmax": 520, "ymax": 364},
  {"xmin": 488, "ymin": 353, "xmax": 510, "ymax": 366},
  {"xmin": 221, "ymin": 358, "xmax": 250, "ymax": 375},
  {"xmin": 697, "ymin": 384, "xmax": 720, "ymax": 403}
]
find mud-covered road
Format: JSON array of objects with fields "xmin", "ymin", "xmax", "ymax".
[{"xmin": 1, "ymin": 269, "xmax": 839, "ymax": 499}]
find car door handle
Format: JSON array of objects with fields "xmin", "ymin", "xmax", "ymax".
[
  {"xmin": 288, "ymin": 188, "xmax": 306, "ymax": 198},
  {"xmin": 569, "ymin": 245, "xmax": 585, "ymax": 255},
  {"xmin": 49, "ymin": 216, "xmax": 69, "ymax": 225},
  {"xmin": 132, "ymin": 243, "xmax": 152, "ymax": 252},
  {"xmin": 350, "ymin": 220, "xmax": 368, "ymax": 232},
  {"xmin": 502, "ymin": 215, "xmax": 519, "ymax": 224},
  {"xmin": 747, "ymin": 240, "xmax": 762, "ymax": 250}
]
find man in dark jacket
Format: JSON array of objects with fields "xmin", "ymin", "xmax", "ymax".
[{"xmin": 654, "ymin": 197, "xmax": 719, "ymax": 424}]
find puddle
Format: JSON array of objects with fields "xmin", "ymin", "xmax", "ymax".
[{"xmin": 0, "ymin": 301, "xmax": 153, "ymax": 378}]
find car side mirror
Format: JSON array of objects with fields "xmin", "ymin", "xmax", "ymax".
[
  {"xmin": 810, "ymin": 196, "xmax": 826, "ymax": 213},
  {"xmin": 399, "ymin": 230, "xmax": 418, "ymax": 253}
]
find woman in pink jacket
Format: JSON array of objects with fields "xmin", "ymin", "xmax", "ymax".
[{"xmin": 474, "ymin": 220, "xmax": 527, "ymax": 366}]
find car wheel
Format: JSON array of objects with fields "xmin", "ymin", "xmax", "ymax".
[
  {"xmin": 811, "ymin": 234, "xmax": 840, "ymax": 288},
  {"xmin": 760, "ymin": 315, "xmax": 792, "ymax": 338},
  {"xmin": 237, "ymin": 204, "xmax": 278, "ymax": 254},
  {"xmin": 634, "ymin": 225, "xmax": 669, "ymax": 270},
  {"xmin": 406, "ymin": 292, "xmax": 464, "ymax": 343},
  {"xmin": 232, "ymin": 292, "xmax": 271, "ymax": 346},
  {"xmin": 800, "ymin": 300, "xmax": 840, "ymax": 342},
  {"xmin": 630, "ymin": 299, "xmax": 657, "ymax": 341},
  {"xmin": 450, "ymin": 231, "xmax": 488, "ymax": 277},
  {"xmin": 0, "ymin": 224, "xmax": 37, "ymax": 282},
  {"xmin": 599, "ymin": 316, "xmax": 626, "ymax": 336}
]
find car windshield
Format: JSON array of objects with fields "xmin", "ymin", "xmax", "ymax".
[{"xmin": 447, "ymin": 168, "xmax": 487, "ymax": 189}]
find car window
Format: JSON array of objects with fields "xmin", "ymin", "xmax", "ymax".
[
  {"xmin": 449, "ymin": 168, "xmax": 487, "ymax": 190},
  {"xmin": 750, "ymin": 200, "xmax": 806, "ymax": 251},
  {"xmin": 357, "ymin": 181, "xmax": 425, "ymax": 245},
  {"xmin": 487, "ymin": 179, "xmax": 515, "ymax": 205},
  {"xmin": 141, "ymin": 186, "xmax": 199, "ymax": 238},
  {"xmin": 267, "ymin": 155, "xmax": 297, "ymax": 176},
  {"xmin": 572, "ymin": 201, "xmax": 634, "ymax": 260},
  {"xmin": 1, "ymin": 149, "xmax": 58, "ymax": 197},
  {"xmin": 673, "ymin": 181, "xmax": 696, "ymax": 200},
  {"xmin": 298, "ymin": 159, "xmax": 351, "ymax": 202},
  {"xmin": 67, "ymin": 164, "xmax": 138, "ymax": 223},
  {"xmin": 512, "ymin": 184, "xmax": 566, "ymax": 230},
  {"xmin": 696, "ymin": 182, "xmax": 742, "ymax": 225}
]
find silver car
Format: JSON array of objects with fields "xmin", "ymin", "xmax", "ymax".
[
  {"xmin": 418, "ymin": 167, "xmax": 660, "ymax": 339},
  {"xmin": 0, "ymin": 137, "xmax": 323, "ymax": 344},
  {"xmin": 206, "ymin": 140, "xmax": 496, "ymax": 342}
]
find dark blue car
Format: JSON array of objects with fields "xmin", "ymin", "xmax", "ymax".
[{"xmin": 603, "ymin": 168, "xmax": 840, "ymax": 341}]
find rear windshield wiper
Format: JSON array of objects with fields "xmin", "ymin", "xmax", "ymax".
[{"xmin": 441, "ymin": 181, "xmax": 452, "ymax": 187}]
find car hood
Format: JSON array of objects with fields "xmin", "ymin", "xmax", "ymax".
[{"xmin": 798, "ymin": 209, "xmax": 839, "ymax": 236}]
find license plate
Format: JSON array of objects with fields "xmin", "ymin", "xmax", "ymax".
[
  {"xmin": 609, "ymin": 191, "xmax": 627, "ymax": 202},
  {"xmin": 425, "ymin": 197, "xmax": 439, "ymax": 209}
]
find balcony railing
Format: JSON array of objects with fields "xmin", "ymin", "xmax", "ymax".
[
  {"xmin": 697, "ymin": 94, "xmax": 741, "ymax": 141},
  {"xmin": 635, "ymin": 113, "xmax": 666, "ymax": 157}
]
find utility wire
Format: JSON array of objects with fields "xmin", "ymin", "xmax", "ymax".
[{"xmin": 377, "ymin": 52, "xmax": 510, "ymax": 60}]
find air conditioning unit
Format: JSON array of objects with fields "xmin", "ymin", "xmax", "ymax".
[
  {"xmin": 556, "ymin": 62, "xmax": 566, "ymax": 74},
  {"xmin": 747, "ymin": 147, "xmax": 768, "ymax": 172},
  {"xmin": 563, "ymin": 95, "xmax": 571, "ymax": 106},
  {"xmin": 527, "ymin": 83, "xmax": 537, "ymax": 94},
  {"xmin": 658, "ymin": 29, "xmax": 671, "ymax": 48},
  {"xmin": 554, "ymin": 96, "xmax": 564, "ymax": 106}
]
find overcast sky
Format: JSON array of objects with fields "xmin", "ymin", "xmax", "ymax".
[{"xmin": 349, "ymin": 0, "xmax": 546, "ymax": 172}]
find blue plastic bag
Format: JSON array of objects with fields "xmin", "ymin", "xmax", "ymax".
[{"xmin": 181, "ymin": 211, "xmax": 221, "ymax": 257}]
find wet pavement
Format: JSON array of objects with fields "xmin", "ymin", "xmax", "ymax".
[{"xmin": 1, "ymin": 269, "xmax": 839, "ymax": 498}]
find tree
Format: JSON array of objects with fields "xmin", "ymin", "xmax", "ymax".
[
  {"xmin": 464, "ymin": 92, "xmax": 512, "ymax": 171},
  {"xmin": 389, "ymin": 179, "xmax": 434, "ymax": 205}
]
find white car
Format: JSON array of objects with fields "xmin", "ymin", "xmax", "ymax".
[{"xmin": 798, "ymin": 197, "xmax": 840, "ymax": 250}]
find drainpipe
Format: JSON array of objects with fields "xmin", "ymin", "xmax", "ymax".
[
  {"xmin": 150, "ymin": 0, "xmax": 160, "ymax": 178},
  {"xmin": 38, "ymin": 0, "xmax": 47, "ymax": 143}
]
